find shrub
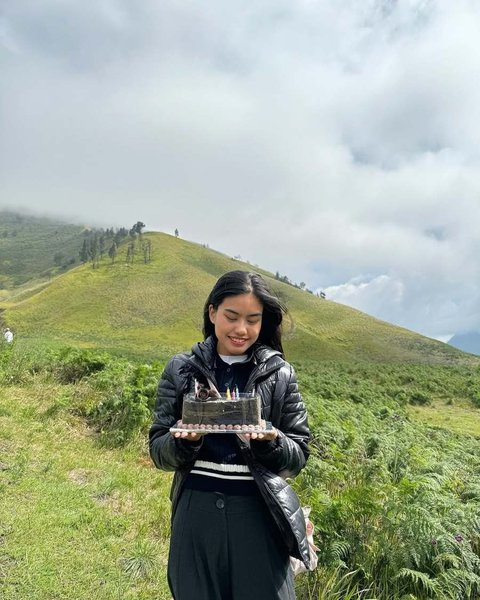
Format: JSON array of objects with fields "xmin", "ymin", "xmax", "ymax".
[
  {"xmin": 0, "ymin": 343, "xmax": 49, "ymax": 385},
  {"xmin": 86, "ymin": 360, "xmax": 164, "ymax": 446},
  {"xmin": 409, "ymin": 391, "xmax": 431, "ymax": 406},
  {"xmin": 49, "ymin": 348, "xmax": 110, "ymax": 383}
]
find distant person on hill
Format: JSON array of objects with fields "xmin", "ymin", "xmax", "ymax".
[
  {"xmin": 3, "ymin": 328, "xmax": 13, "ymax": 343},
  {"xmin": 149, "ymin": 270, "xmax": 311, "ymax": 600}
]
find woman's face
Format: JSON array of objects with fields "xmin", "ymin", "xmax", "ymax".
[{"xmin": 209, "ymin": 293, "xmax": 263, "ymax": 355}]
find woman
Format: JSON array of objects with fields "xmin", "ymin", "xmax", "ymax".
[{"xmin": 149, "ymin": 270, "xmax": 310, "ymax": 599}]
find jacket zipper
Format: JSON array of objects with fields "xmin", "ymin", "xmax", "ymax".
[{"xmin": 187, "ymin": 357, "xmax": 218, "ymax": 389}]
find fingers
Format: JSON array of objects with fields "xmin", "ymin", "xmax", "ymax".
[
  {"xmin": 170, "ymin": 420, "xmax": 202, "ymax": 441},
  {"xmin": 182, "ymin": 431, "xmax": 202, "ymax": 441},
  {"xmin": 243, "ymin": 430, "xmax": 277, "ymax": 441},
  {"xmin": 172, "ymin": 430, "xmax": 203, "ymax": 441}
]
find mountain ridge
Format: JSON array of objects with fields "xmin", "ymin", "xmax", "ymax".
[
  {"xmin": 1, "ymin": 222, "xmax": 476, "ymax": 365},
  {"xmin": 0, "ymin": 210, "xmax": 88, "ymax": 286},
  {"xmin": 449, "ymin": 331, "xmax": 480, "ymax": 356}
]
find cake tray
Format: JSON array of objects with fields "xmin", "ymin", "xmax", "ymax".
[{"xmin": 170, "ymin": 421, "xmax": 273, "ymax": 435}]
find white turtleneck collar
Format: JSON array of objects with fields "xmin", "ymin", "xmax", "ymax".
[{"xmin": 218, "ymin": 353, "xmax": 249, "ymax": 365}]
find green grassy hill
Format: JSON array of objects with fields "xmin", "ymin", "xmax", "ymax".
[
  {"xmin": 1, "ymin": 347, "xmax": 479, "ymax": 599},
  {"xmin": 0, "ymin": 211, "xmax": 86, "ymax": 287},
  {"xmin": 1, "ymin": 217, "xmax": 479, "ymax": 599},
  {"xmin": 1, "ymin": 230, "xmax": 476, "ymax": 365}
]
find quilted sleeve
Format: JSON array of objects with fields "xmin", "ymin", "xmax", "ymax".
[
  {"xmin": 149, "ymin": 354, "xmax": 203, "ymax": 471},
  {"xmin": 250, "ymin": 362, "xmax": 310, "ymax": 477}
]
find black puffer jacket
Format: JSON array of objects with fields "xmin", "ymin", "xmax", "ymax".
[{"xmin": 149, "ymin": 336, "xmax": 311, "ymax": 567}]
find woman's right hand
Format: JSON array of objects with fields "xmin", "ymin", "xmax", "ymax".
[{"xmin": 170, "ymin": 420, "xmax": 204, "ymax": 441}]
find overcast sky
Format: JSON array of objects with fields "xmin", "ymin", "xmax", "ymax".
[{"xmin": 2, "ymin": 0, "xmax": 480, "ymax": 342}]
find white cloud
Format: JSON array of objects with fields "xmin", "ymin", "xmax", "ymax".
[
  {"xmin": 322, "ymin": 272, "xmax": 480, "ymax": 342},
  {"xmin": 1, "ymin": 0, "xmax": 480, "ymax": 340},
  {"xmin": 324, "ymin": 275, "xmax": 405, "ymax": 316}
]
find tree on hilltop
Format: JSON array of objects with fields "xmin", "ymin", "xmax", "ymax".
[
  {"xmin": 79, "ymin": 240, "xmax": 89, "ymax": 264},
  {"xmin": 131, "ymin": 221, "xmax": 145, "ymax": 236},
  {"xmin": 142, "ymin": 239, "xmax": 152, "ymax": 263},
  {"xmin": 114, "ymin": 228, "xmax": 128, "ymax": 245},
  {"xmin": 99, "ymin": 234, "xmax": 106, "ymax": 258},
  {"xmin": 88, "ymin": 234, "xmax": 99, "ymax": 269},
  {"xmin": 77, "ymin": 223, "xmax": 145, "ymax": 268},
  {"xmin": 108, "ymin": 242, "xmax": 117, "ymax": 264},
  {"xmin": 126, "ymin": 242, "xmax": 135, "ymax": 264}
]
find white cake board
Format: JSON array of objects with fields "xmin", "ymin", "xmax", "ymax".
[{"xmin": 170, "ymin": 421, "xmax": 273, "ymax": 435}]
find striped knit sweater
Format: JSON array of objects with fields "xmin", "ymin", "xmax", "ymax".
[{"xmin": 183, "ymin": 353, "xmax": 257, "ymax": 495}]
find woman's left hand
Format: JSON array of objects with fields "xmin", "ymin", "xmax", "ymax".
[{"xmin": 243, "ymin": 420, "xmax": 278, "ymax": 441}]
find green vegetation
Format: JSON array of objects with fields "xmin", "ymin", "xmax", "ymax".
[
  {"xmin": 1, "ymin": 346, "xmax": 479, "ymax": 599},
  {"xmin": 0, "ymin": 381, "xmax": 172, "ymax": 599},
  {"xmin": 410, "ymin": 402, "xmax": 480, "ymax": 437},
  {"xmin": 1, "ymin": 211, "xmax": 479, "ymax": 598},
  {"xmin": 295, "ymin": 361, "xmax": 480, "ymax": 599},
  {"xmin": 0, "ymin": 211, "xmax": 86, "ymax": 287}
]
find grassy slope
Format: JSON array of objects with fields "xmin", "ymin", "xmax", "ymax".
[
  {"xmin": 0, "ymin": 211, "xmax": 85, "ymax": 287},
  {"xmin": 1, "ymin": 216, "xmax": 479, "ymax": 599},
  {"xmin": 296, "ymin": 360, "xmax": 480, "ymax": 438},
  {"xmin": 2, "ymin": 231, "xmax": 476, "ymax": 365},
  {"xmin": 0, "ymin": 382, "xmax": 173, "ymax": 600},
  {"xmin": 409, "ymin": 400, "xmax": 480, "ymax": 437},
  {"xmin": 1, "ymin": 354, "xmax": 479, "ymax": 599}
]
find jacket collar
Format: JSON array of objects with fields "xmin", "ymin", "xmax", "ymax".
[{"xmin": 191, "ymin": 336, "xmax": 282, "ymax": 370}]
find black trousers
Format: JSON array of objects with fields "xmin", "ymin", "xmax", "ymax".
[{"xmin": 168, "ymin": 489, "xmax": 296, "ymax": 600}]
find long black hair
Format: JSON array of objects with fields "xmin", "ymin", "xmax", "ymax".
[{"xmin": 202, "ymin": 270, "xmax": 286, "ymax": 354}]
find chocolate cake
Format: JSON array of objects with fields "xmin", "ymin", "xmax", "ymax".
[{"xmin": 181, "ymin": 393, "xmax": 261, "ymax": 426}]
